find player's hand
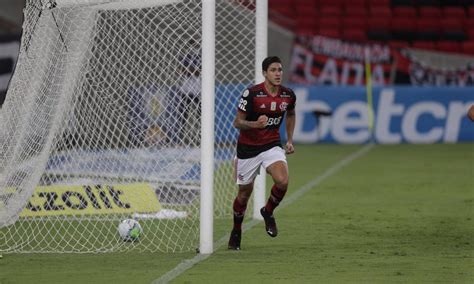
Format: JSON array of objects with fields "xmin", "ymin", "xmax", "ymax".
[
  {"xmin": 254, "ymin": 115, "xmax": 268, "ymax": 128},
  {"xmin": 285, "ymin": 142, "xmax": 295, "ymax": 154},
  {"xmin": 468, "ymin": 105, "xmax": 474, "ymax": 121}
]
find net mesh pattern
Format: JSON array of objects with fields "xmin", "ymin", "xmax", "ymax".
[{"xmin": 0, "ymin": 0, "xmax": 256, "ymax": 253}]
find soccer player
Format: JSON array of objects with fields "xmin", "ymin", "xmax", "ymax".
[{"xmin": 228, "ymin": 56, "xmax": 296, "ymax": 250}]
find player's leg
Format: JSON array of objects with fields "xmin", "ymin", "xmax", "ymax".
[
  {"xmin": 232, "ymin": 182, "xmax": 253, "ymax": 231},
  {"xmin": 260, "ymin": 147, "xmax": 289, "ymax": 237},
  {"xmin": 228, "ymin": 156, "xmax": 261, "ymax": 250},
  {"xmin": 264, "ymin": 160, "xmax": 289, "ymax": 214},
  {"xmin": 228, "ymin": 182, "xmax": 253, "ymax": 250}
]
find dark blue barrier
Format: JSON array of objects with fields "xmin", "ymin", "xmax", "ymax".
[
  {"xmin": 288, "ymin": 86, "xmax": 474, "ymax": 144},
  {"xmin": 215, "ymin": 84, "xmax": 246, "ymax": 144},
  {"xmin": 216, "ymin": 85, "xmax": 474, "ymax": 144}
]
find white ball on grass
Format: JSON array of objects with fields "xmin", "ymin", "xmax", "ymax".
[{"xmin": 118, "ymin": 219, "xmax": 142, "ymax": 241}]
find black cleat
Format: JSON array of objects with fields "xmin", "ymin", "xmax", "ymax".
[
  {"xmin": 228, "ymin": 229, "xmax": 241, "ymax": 250},
  {"xmin": 260, "ymin": 207, "xmax": 278, "ymax": 237}
]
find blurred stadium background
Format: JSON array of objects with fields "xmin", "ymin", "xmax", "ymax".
[{"xmin": 1, "ymin": 0, "xmax": 473, "ymax": 140}]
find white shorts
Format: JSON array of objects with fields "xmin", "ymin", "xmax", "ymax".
[{"xmin": 234, "ymin": 146, "xmax": 287, "ymax": 185}]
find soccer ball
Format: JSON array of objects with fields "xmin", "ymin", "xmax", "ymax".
[{"xmin": 118, "ymin": 219, "xmax": 142, "ymax": 241}]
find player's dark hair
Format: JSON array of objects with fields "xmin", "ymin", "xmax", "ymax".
[{"xmin": 262, "ymin": 56, "xmax": 281, "ymax": 71}]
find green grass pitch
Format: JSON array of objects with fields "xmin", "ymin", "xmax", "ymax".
[{"xmin": 0, "ymin": 144, "xmax": 472, "ymax": 283}]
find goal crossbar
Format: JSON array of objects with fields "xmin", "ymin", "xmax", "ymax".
[{"xmin": 54, "ymin": 0, "xmax": 182, "ymax": 10}]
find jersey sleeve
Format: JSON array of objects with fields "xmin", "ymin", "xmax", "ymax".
[
  {"xmin": 288, "ymin": 89, "xmax": 296, "ymax": 111},
  {"xmin": 237, "ymin": 88, "xmax": 253, "ymax": 113}
]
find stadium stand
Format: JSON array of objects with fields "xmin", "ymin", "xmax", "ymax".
[
  {"xmin": 412, "ymin": 40, "xmax": 437, "ymax": 50},
  {"xmin": 462, "ymin": 41, "xmax": 474, "ymax": 54},
  {"xmin": 269, "ymin": 0, "xmax": 474, "ymax": 55},
  {"xmin": 0, "ymin": 17, "xmax": 20, "ymax": 34},
  {"xmin": 0, "ymin": 14, "xmax": 22, "ymax": 107}
]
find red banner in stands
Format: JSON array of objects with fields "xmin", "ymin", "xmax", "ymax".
[
  {"xmin": 290, "ymin": 35, "xmax": 395, "ymax": 86},
  {"xmin": 395, "ymin": 50, "xmax": 474, "ymax": 86},
  {"xmin": 290, "ymin": 35, "xmax": 474, "ymax": 86}
]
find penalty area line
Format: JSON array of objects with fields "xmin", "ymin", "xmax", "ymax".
[{"xmin": 152, "ymin": 143, "xmax": 374, "ymax": 284}]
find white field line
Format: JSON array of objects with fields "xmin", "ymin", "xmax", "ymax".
[{"xmin": 152, "ymin": 143, "xmax": 374, "ymax": 284}]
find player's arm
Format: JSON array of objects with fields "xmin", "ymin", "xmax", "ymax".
[
  {"xmin": 285, "ymin": 109, "xmax": 295, "ymax": 154},
  {"xmin": 234, "ymin": 111, "xmax": 268, "ymax": 130}
]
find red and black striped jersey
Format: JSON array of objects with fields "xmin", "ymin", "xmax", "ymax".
[{"xmin": 236, "ymin": 82, "xmax": 296, "ymax": 159}]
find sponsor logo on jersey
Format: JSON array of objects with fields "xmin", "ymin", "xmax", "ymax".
[
  {"xmin": 270, "ymin": 101, "xmax": 277, "ymax": 111},
  {"xmin": 260, "ymin": 104, "xmax": 266, "ymax": 109},
  {"xmin": 242, "ymin": 89, "xmax": 249, "ymax": 97}
]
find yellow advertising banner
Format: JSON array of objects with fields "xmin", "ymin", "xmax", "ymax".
[{"xmin": 19, "ymin": 183, "xmax": 161, "ymax": 217}]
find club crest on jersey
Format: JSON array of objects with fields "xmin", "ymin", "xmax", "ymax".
[
  {"xmin": 280, "ymin": 102, "xmax": 288, "ymax": 111},
  {"xmin": 242, "ymin": 90, "xmax": 249, "ymax": 97}
]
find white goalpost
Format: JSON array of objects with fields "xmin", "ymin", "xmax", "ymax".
[
  {"xmin": 200, "ymin": 0, "xmax": 215, "ymax": 255},
  {"xmin": 252, "ymin": 0, "xmax": 267, "ymax": 221},
  {"xmin": 0, "ymin": 0, "xmax": 266, "ymax": 254}
]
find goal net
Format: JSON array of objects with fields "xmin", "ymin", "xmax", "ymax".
[{"xmin": 0, "ymin": 0, "xmax": 256, "ymax": 253}]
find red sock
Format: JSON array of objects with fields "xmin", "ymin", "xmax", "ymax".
[
  {"xmin": 233, "ymin": 198, "xmax": 247, "ymax": 231},
  {"xmin": 264, "ymin": 184, "xmax": 287, "ymax": 214}
]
